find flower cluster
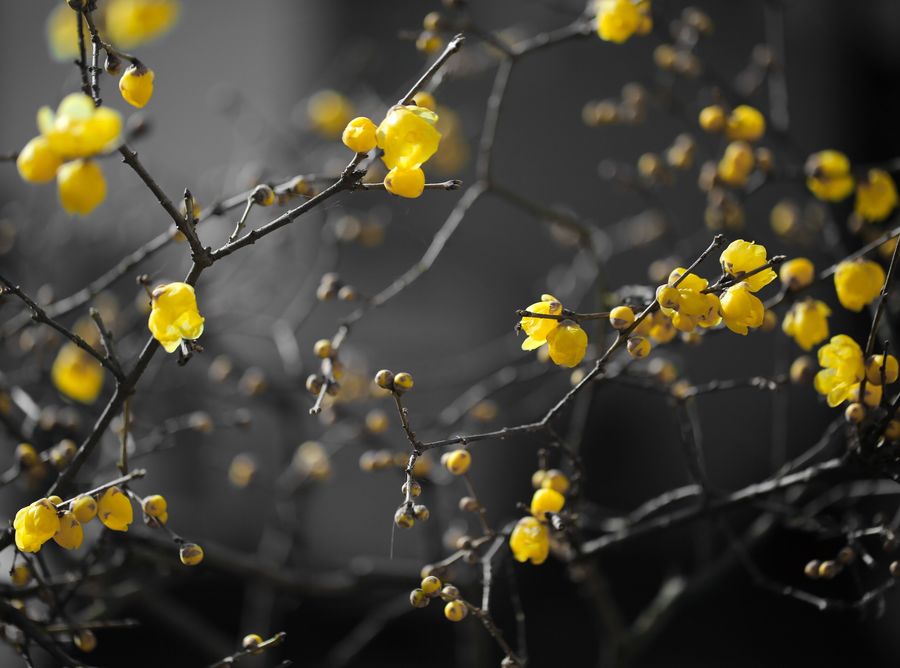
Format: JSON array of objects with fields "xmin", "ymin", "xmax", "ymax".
[
  {"xmin": 595, "ymin": 0, "xmax": 652, "ymax": 43},
  {"xmin": 17, "ymin": 93, "xmax": 121, "ymax": 215},
  {"xmin": 509, "ymin": 469, "xmax": 570, "ymax": 565},
  {"xmin": 518, "ymin": 294, "xmax": 588, "ymax": 368},
  {"xmin": 147, "ymin": 282, "xmax": 205, "ymax": 353},
  {"xmin": 409, "ymin": 575, "xmax": 470, "ymax": 622},
  {"xmin": 782, "ymin": 299, "xmax": 831, "ymax": 351},
  {"xmin": 805, "ymin": 151, "xmax": 899, "ymax": 222},
  {"xmin": 341, "ymin": 102, "xmax": 443, "ymax": 198},
  {"xmin": 814, "ymin": 335, "xmax": 897, "ymax": 409},
  {"xmin": 14, "ymin": 487, "xmax": 131, "ymax": 553}
]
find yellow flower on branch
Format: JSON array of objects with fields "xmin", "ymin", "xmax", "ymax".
[
  {"xmin": 806, "ymin": 150, "xmax": 854, "ymax": 202},
  {"xmin": 719, "ymin": 239, "xmax": 778, "ymax": 292},
  {"xmin": 833, "ymin": 259, "xmax": 885, "ymax": 312},
  {"xmin": 98, "ymin": 487, "xmax": 133, "ymax": 531},
  {"xmin": 509, "ymin": 516, "xmax": 550, "ymax": 565},
  {"xmin": 148, "ymin": 282, "xmax": 205, "ymax": 353},
  {"xmin": 814, "ymin": 334, "xmax": 865, "ymax": 407},
  {"xmin": 596, "ymin": 0, "xmax": 651, "ymax": 43},
  {"xmin": 719, "ymin": 282, "xmax": 764, "ymax": 335},
  {"xmin": 519, "ymin": 294, "xmax": 563, "ymax": 351},
  {"xmin": 855, "ymin": 169, "xmax": 898, "ymax": 222},
  {"xmin": 51, "ymin": 342, "xmax": 104, "ymax": 404},
  {"xmin": 53, "ymin": 511, "xmax": 84, "ymax": 550},
  {"xmin": 14, "ymin": 499, "xmax": 60, "ymax": 553},
  {"xmin": 782, "ymin": 299, "xmax": 831, "ymax": 351},
  {"xmin": 546, "ymin": 320, "xmax": 588, "ymax": 368},
  {"xmin": 37, "ymin": 93, "xmax": 122, "ymax": 159}
]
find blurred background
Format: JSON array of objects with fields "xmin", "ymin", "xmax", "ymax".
[{"xmin": 3, "ymin": 0, "xmax": 900, "ymax": 666}]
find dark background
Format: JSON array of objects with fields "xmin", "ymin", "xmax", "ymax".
[{"xmin": 3, "ymin": 1, "xmax": 900, "ymax": 666}]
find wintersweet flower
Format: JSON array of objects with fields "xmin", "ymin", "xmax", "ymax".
[
  {"xmin": 148, "ymin": 282, "xmax": 205, "ymax": 353},
  {"xmin": 719, "ymin": 282, "xmax": 764, "ymax": 335},
  {"xmin": 14, "ymin": 499, "xmax": 61, "ymax": 553},
  {"xmin": 37, "ymin": 93, "xmax": 122, "ymax": 159},
  {"xmin": 509, "ymin": 516, "xmax": 550, "ymax": 565},
  {"xmin": 57, "ymin": 159, "xmax": 107, "ymax": 216},
  {"xmin": 779, "ymin": 258, "xmax": 815, "ymax": 291},
  {"xmin": 782, "ymin": 299, "xmax": 831, "ymax": 351},
  {"xmin": 16, "ymin": 136, "xmax": 63, "ymax": 183},
  {"xmin": 656, "ymin": 269, "xmax": 720, "ymax": 333},
  {"xmin": 596, "ymin": 0, "xmax": 651, "ymax": 43},
  {"xmin": 105, "ymin": 0, "xmax": 181, "ymax": 49},
  {"xmin": 814, "ymin": 334, "xmax": 865, "ymax": 407},
  {"xmin": 519, "ymin": 294, "xmax": 563, "ymax": 351},
  {"xmin": 725, "ymin": 105, "xmax": 766, "ymax": 142},
  {"xmin": 308, "ymin": 90, "xmax": 354, "ymax": 138},
  {"xmin": 530, "ymin": 488, "xmax": 565, "ymax": 519},
  {"xmin": 53, "ymin": 511, "xmax": 84, "ymax": 550},
  {"xmin": 806, "ymin": 150, "xmax": 854, "ymax": 202},
  {"xmin": 720, "ymin": 240, "xmax": 778, "ymax": 292},
  {"xmin": 119, "ymin": 65, "xmax": 155, "ymax": 108},
  {"xmin": 855, "ymin": 169, "xmax": 898, "ymax": 222},
  {"xmin": 51, "ymin": 343, "xmax": 104, "ymax": 404},
  {"xmin": 376, "ymin": 105, "xmax": 441, "ymax": 171},
  {"xmin": 342, "ymin": 117, "xmax": 378, "ymax": 154},
  {"xmin": 833, "ymin": 259, "xmax": 885, "ymax": 312},
  {"xmin": 546, "ymin": 320, "xmax": 588, "ymax": 368},
  {"xmin": 98, "ymin": 487, "xmax": 133, "ymax": 531},
  {"xmin": 717, "ymin": 141, "xmax": 755, "ymax": 186}
]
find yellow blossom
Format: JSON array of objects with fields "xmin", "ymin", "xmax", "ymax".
[
  {"xmin": 596, "ymin": 0, "xmax": 648, "ymax": 43},
  {"xmin": 719, "ymin": 282, "xmax": 764, "ymax": 335},
  {"xmin": 57, "ymin": 159, "xmax": 107, "ymax": 216},
  {"xmin": 866, "ymin": 354, "xmax": 900, "ymax": 385},
  {"xmin": 72, "ymin": 496, "xmax": 98, "ymax": 524},
  {"xmin": 855, "ymin": 169, "xmax": 898, "ymax": 222},
  {"xmin": 119, "ymin": 65, "xmax": 155, "ymax": 108},
  {"xmin": 46, "ymin": 2, "xmax": 89, "ymax": 61},
  {"xmin": 37, "ymin": 93, "xmax": 122, "ymax": 159},
  {"xmin": 148, "ymin": 282, "xmax": 205, "ymax": 353},
  {"xmin": 656, "ymin": 269, "xmax": 719, "ymax": 333},
  {"xmin": 806, "ymin": 150, "xmax": 854, "ymax": 202},
  {"xmin": 384, "ymin": 166, "xmax": 425, "ymax": 198},
  {"xmin": 509, "ymin": 516, "xmax": 550, "ymax": 565},
  {"xmin": 53, "ymin": 511, "xmax": 84, "ymax": 550},
  {"xmin": 105, "ymin": 0, "xmax": 181, "ymax": 49},
  {"xmin": 17, "ymin": 136, "xmax": 63, "ymax": 183},
  {"xmin": 782, "ymin": 299, "xmax": 831, "ymax": 351},
  {"xmin": 376, "ymin": 105, "xmax": 441, "ymax": 171},
  {"xmin": 546, "ymin": 320, "xmax": 588, "ymax": 368},
  {"xmin": 308, "ymin": 90, "xmax": 354, "ymax": 138},
  {"xmin": 833, "ymin": 259, "xmax": 885, "ymax": 312},
  {"xmin": 51, "ymin": 343, "xmax": 104, "ymax": 404},
  {"xmin": 13, "ymin": 499, "xmax": 60, "ymax": 553},
  {"xmin": 530, "ymin": 488, "xmax": 565, "ymax": 519},
  {"xmin": 719, "ymin": 239, "xmax": 778, "ymax": 292},
  {"xmin": 725, "ymin": 105, "xmax": 766, "ymax": 142},
  {"xmin": 717, "ymin": 141, "xmax": 755, "ymax": 186},
  {"xmin": 98, "ymin": 486, "xmax": 133, "ymax": 531},
  {"xmin": 779, "ymin": 258, "xmax": 815, "ymax": 291},
  {"xmin": 520, "ymin": 294, "xmax": 563, "ymax": 350},
  {"xmin": 341, "ymin": 117, "xmax": 377, "ymax": 154},
  {"xmin": 814, "ymin": 334, "xmax": 865, "ymax": 407}
]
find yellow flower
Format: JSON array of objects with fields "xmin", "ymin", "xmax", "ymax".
[
  {"xmin": 855, "ymin": 169, "xmax": 898, "ymax": 222},
  {"xmin": 342, "ymin": 117, "xmax": 377, "ymax": 154},
  {"xmin": 814, "ymin": 334, "xmax": 864, "ymax": 407},
  {"xmin": 53, "ymin": 511, "xmax": 84, "ymax": 550},
  {"xmin": 782, "ymin": 299, "xmax": 831, "ymax": 351},
  {"xmin": 17, "ymin": 136, "xmax": 63, "ymax": 183},
  {"xmin": 72, "ymin": 496, "xmax": 98, "ymax": 524},
  {"xmin": 14, "ymin": 499, "xmax": 60, "ymax": 553},
  {"xmin": 308, "ymin": 90, "xmax": 354, "ymax": 138},
  {"xmin": 719, "ymin": 239, "xmax": 777, "ymax": 292},
  {"xmin": 105, "ymin": 0, "xmax": 181, "ymax": 49},
  {"xmin": 866, "ymin": 354, "xmax": 900, "ymax": 385},
  {"xmin": 384, "ymin": 166, "xmax": 425, "ymax": 198},
  {"xmin": 412, "ymin": 91, "xmax": 436, "ymax": 111},
  {"xmin": 656, "ymin": 269, "xmax": 719, "ymax": 333},
  {"xmin": 443, "ymin": 449, "xmax": 471, "ymax": 475},
  {"xmin": 37, "ymin": 93, "xmax": 122, "ymax": 159},
  {"xmin": 46, "ymin": 2, "xmax": 89, "ymax": 61},
  {"xmin": 530, "ymin": 488, "xmax": 565, "ymax": 519},
  {"xmin": 57, "ymin": 159, "xmax": 107, "ymax": 216},
  {"xmin": 546, "ymin": 320, "xmax": 588, "ymax": 368},
  {"xmin": 719, "ymin": 282, "xmax": 764, "ymax": 335},
  {"xmin": 779, "ymin": 257, "xmax": 815, "ymax": 291},
  {"xmin": 596, "ymin": 0, "xmax": 645, "ymax": 43},
  {"xmin": 148, "ymin": 282, "xmax": 205, "ymax": 353},
  {"xmin": 119, "ymin": 65, "xmax": 155, "ymax": 108},
  {"xmin": 725, "ymin": 105, "xmax": 766, "ymax": 142},
  {"xmin": 98, "ymin": 486, "xmax": 133, "ymax": 531},
  {"xmin": 142, "ymin": 494, "xmax": 168, "ymax": 524},
  {"xmin": 520, "ymin": 294, "xmax": 563, "ymax": 350},
  {"xmin": 51, "ymin": 343, "xmax": 104, "ymax": 404},
  {"xmin": 833, "ymin": 259, "xmax": 885, "ymax": 312},
  {"xmin": 649, "ymin": 311, "xmax": 679, "ymax": 342},
  {"xmin": 509, "ymin": 516, "xmax": 550, "ymax": 565},
  {"xmin": 179, "ymin": 542, "xmax": 204, "ymax": 566},
  {"xmin": 699, "ymin": 105, "xmax": 726, "ymax": 133},
  {"xmin": 717, "ymin": 141, "xmax": 755, "ymax": 186},
  {"xmin": 806, "ymin": 150, "xmax": 854, "ymax": 202},
  {"xmin": 376, "ymin": 105, "xmax": 441, "ymax": 171}
]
